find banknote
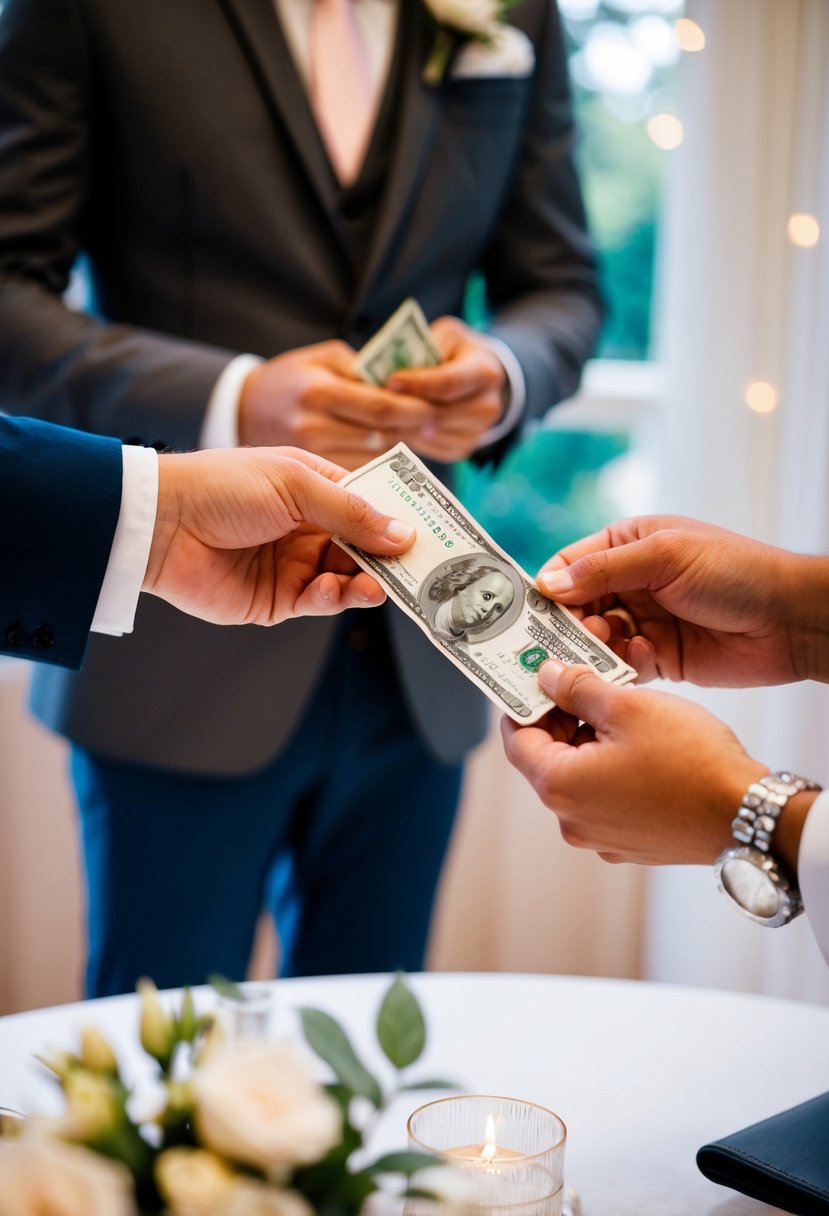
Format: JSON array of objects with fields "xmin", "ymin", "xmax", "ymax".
[
  {"xmin": 336, "ymin": 445, "xmax": 637, "ymax": 724},
  {"xmin": 355, "ymin": 298, "xmax": 442, "ymax": 386}
]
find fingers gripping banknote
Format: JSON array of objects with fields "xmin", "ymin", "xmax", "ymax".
[
  {"xmin": 355, "ymin": 298, "xmax": 441, "ymax": 386},
  {"xmin": 336, "ymin": 446, "xmax": 636, "ymax": 723}
]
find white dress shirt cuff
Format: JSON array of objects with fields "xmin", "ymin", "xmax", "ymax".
[
  {"xmin": 798, "ymin": 788, "xmax": 829, "ymax": 965},
  {"xmin": 91, "ymin": 445, "xmax": 159, "ymax": 636},
  {"xmin": 199, "ymin": 354, "xmax": 264, "ymax": 450},
  {"xmin": 473, "ymin": 334, "xmax": 526, "ymax": 450}
]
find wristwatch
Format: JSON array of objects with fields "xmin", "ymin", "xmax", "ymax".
[{"xmin": 714, "ymin": 771, "xmax": 821, "ymax": 927}]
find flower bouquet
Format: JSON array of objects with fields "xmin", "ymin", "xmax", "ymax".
[{"xmin": 0, "ymin": 974, "xmax": 454, "ymax": 1216}]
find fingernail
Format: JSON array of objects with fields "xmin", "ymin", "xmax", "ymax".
[
  {"xmin": 538, "ymin": 570, "xmax": 573, "ymax": 596},
  {"xmin": 538, "ymin": 658, "xmax": 566, "ymax": 687},
  {"xmin": 384, "ymin": 520, "xmax": 416, "ymax": 544}
]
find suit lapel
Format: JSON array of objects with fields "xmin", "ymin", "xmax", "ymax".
[
  {"xmin": 217, "ymin": 0, "xmax": 341, "ymax": 217},
  {"xmin": 352, "ymin": 0, "xmax": 447, "ymax": 309}
]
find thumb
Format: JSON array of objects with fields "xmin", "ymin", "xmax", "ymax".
[
  {"xmin": 537, "ymin": 536, "xmax": 665, "ymax": 604},
  {"xmin": 290, "ymin": 466, "xmax": 416, "ymax": 555},
  {"xmin": 539, "ymin": 659, "xmax": 624, "ymax": 730}
]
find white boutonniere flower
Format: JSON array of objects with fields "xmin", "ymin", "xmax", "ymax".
[{"xmin": 422, "ymin": 0, "xmax": 526, "ymax": 86}]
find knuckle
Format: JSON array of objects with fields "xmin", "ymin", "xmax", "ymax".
[
  {"xmin": 563, "ymin": 664, "xmax": 596, "ymax": 699},
  {"xmin": 345, "ymin": 491, "xmax": 377, "ymax": 531}
]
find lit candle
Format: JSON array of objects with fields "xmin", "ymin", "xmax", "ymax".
[{"xmin": 442, "ymin": 1113, "xmax": 526, "ymax": 1170}]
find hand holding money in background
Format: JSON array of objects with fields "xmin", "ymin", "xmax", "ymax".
[
  {"xmin": 386, "ymin": 316, "xmax": 507, "ymax": 462},
  {"xmin": 238, "ymin": 339, "xmax": 439, "ymax": 470}
]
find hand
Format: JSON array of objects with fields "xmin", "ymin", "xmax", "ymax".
[
  {"xmin": 501, "ymin": 658, "xmax": 768, "ymax": 865},
  {"xmin": 386, "ymin": 316, "xmax": 507, "ymax": 463},
  {"xmin": 142, "ymin": 446, "xmax": 416, "ymax": 625},
  {"xmin": 238, "ymin": 341, "xmax": 440, "ymax": 470},
  {"xmin": 535, "ymin": 515, "xmax": 824, "ymax": 688}
]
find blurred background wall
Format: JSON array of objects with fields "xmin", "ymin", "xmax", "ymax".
[{"xmin": 2, "ymin": 0, "xmax": 828, "ymax": 1013}]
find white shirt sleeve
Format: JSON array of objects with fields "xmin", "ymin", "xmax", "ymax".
[
  {"xmin": 199, "ymin": 354, "xmax": 264, "ymax": 450},
  {"xmin": 798, "ymin": 788, "xmax": 829, "ymax": 967},
  {"xmin": 472, "ymin": 334, "xmax": 527, "ymax": 450},
  {"xmin": 90, "ymin": 445, "xmax": 159, "ymax": 636}
]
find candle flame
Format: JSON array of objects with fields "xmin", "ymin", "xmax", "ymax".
[{"xmin": 481, "ymin": 1114, "xmax": 497, "ymax": 1163}]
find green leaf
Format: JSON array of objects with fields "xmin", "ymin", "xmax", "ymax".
[
  {"xmin": 376, "ymin": 973, "xmax": 426, "ymax": 1070},
  {"xmin": 207, "ymin": 974, "xmax": 249, "ymax": 1003},
  {"xmin": 300, "ymin": 1007, "xmax": 383, "ymax": 1107},
  {"xmin": 365, "ymin": 1150, "xmax": 442, "ymax": 1177},
  {"xmin": 397, "ymin": 1077, "xmax": 461, "ymax": 1092}
]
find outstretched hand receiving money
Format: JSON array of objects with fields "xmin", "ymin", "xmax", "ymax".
[{"xmin": 335, "ymin": 445, "xmax": 635, "ymax": 722}]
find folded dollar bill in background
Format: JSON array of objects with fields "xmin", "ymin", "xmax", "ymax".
[
  {"xmin": 355, "ymin": 298, "xmax": 441, "ymax": 386},
  {"xmin": 336, "ymin": 445, "xmax": 636, "ymax": 724}
]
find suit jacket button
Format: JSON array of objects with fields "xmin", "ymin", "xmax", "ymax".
[
  {"xmin": 32, "ymin": 624, "xmax": 55, "ymax": 650},
  {"xmin": 5, "ymin": 622, "xmax": 27, "ymax": 648}
]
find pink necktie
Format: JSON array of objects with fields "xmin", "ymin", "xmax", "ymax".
[{"xmin": 309, "ymin": 0, "xmax": 375, "ymax": 186}]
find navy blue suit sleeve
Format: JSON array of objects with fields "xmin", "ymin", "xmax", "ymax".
[{"xmin": 1, "ymin": 415, "xmax": 123, "ymax": 668}]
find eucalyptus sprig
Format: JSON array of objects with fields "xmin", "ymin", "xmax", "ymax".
[{"xmin": 295, "ymin": 972, "xmax": 460, "ymax": 1215}]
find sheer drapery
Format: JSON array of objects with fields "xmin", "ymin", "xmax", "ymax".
[{"xmin": 645, "ymin": 0, "xmax": 829, "ymax": 1004}]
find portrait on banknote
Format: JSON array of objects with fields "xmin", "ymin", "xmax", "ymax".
[{"xmin": 419, "ymin": 555, "xmax": 524, "ymax": 645}]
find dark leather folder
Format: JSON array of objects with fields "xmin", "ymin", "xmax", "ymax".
[{"xmin": 697, "ymin": 1089, "xmax": 829, "ymax": 1214}]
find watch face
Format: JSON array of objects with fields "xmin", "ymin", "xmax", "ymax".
[{"xmin": 720, "ymin": 856, "xmax": 782, "ymax": 920}]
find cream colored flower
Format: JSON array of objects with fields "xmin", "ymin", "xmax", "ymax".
[
  {"xmin": 0, "ymin": 1137, "xmax": 135, "ymax": 1216},
  {"xmin": 423, "ymin": 0, "xmax": 499, "ymax": 34},
  {"xmin": 155, "ymin": 1147, "xmax": 237, "ymax": 1216},
  {"xmin": 138, "ymin": 979, "xmax": 177, "ymax": 1066},
  {"xmin": 222, "ymin": 1179, "xmax": 314, "ymax": 1216},
  {"xmin": 451, "ymin": 23, "xmax": 535, "ymax": 76},
  {"xmin": 63, "ymin": 1070, "xmax": 120, "ymax": 1140},
  {"xmin": 192, "ymin": 1041, "xmax": 340, "ymax": 1173},
  {"xmin": 80, "ymin": 1026, "xmax": 119, "ymax": 1076}
]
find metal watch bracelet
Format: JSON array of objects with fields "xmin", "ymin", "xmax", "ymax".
[
  {"xmin": 731, "ymin": 771, "xmax": 821, "ymax": 854},
  {"xmin": 714, "ymin": 770, "xmax": 822, "ymax": 927}
]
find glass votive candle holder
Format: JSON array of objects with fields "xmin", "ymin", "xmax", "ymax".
[
  {"xmin": 214, "ymin": 983, "xmax": 274, "ymax": 1041},
  {"xmin": 407, "ymin": 1095, "xmax": 566, "ymax": 1215}
]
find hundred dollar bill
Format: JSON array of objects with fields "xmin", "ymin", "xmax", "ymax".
[
  {"xmin": 356, "ymin": 298, "xmax": 441, "ymax": 387},
  {"xmin": 336, "ymin": 445, "xmax": 637, "ymax": 724}
]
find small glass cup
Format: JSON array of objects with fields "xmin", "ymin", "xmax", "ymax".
[
  {"xmin": 214, "ymin": 983, "xmax": 274, "ymax": 1041},
  {"xmin": 407, "ymin": 1095, "xmax": 567, "ymax": 1215}
]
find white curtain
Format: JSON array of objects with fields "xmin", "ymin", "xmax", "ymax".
[{"xmin": 645, "ymin": 0, "xmax": 829, "ymax": 1004}]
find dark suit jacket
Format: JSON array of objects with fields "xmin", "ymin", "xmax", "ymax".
[
  {"xmin": 0, "ymin": 415, "xmax": 122, "ymax": 669},
  {"xmin": 0, "ymin": 0, "xmax": 602, "ymax": 774}
]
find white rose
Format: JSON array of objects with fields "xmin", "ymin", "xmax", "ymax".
[
  {"xmin": 423, "ymin": 0, "xmax": 500, "ymax": 34},
  {"xmin": 192, "ymin": 1041, "xmax": 341, "ymax": 1173},
  {"xmin": 0, "ymin": 1137, "xmax": 136, "ymax": 1216},
  {"xmin": 155, "ymin": 1147, "xmax": 237, "ymax": 1216}
]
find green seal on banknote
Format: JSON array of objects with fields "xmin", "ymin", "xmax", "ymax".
[{"xmin": 518, "ymin": 645, "xmax": 549, "ymax": 673}]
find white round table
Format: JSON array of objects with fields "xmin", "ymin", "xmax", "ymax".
[{"xmin": 1, "ymin": 973, "xmax": 827, "ymax": 1215}]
